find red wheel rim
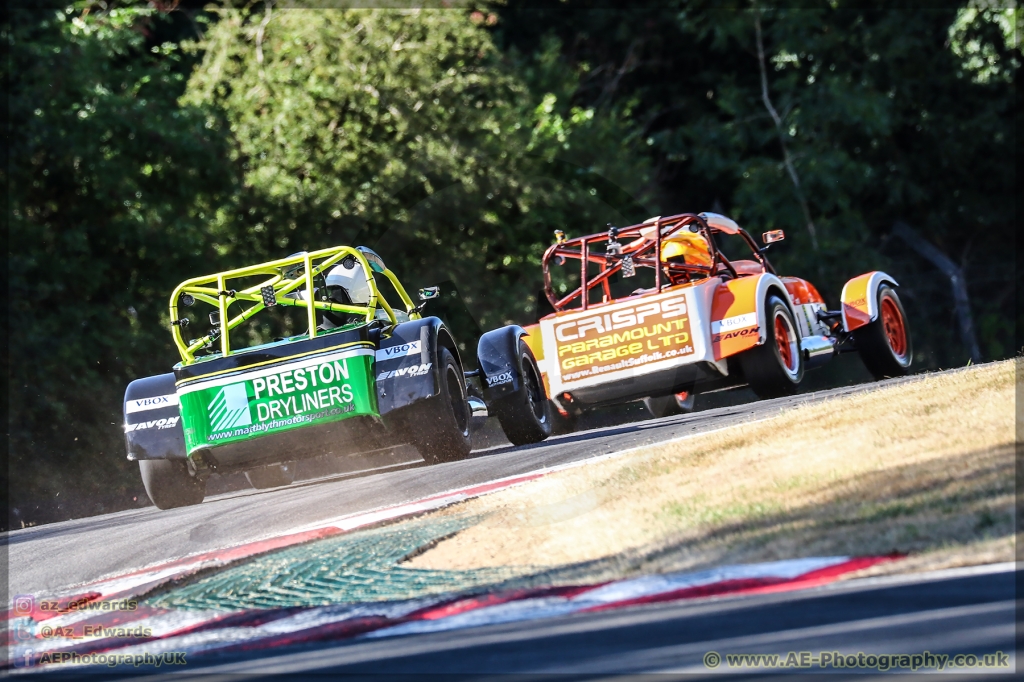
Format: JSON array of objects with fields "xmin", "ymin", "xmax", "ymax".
[
  {"xmin": 774, "ymin": 312, "xmax": 796, "ymax": 372},
  {"xmin": 880, "ymin": 296, "xmax": 908, "ymax": 359}
]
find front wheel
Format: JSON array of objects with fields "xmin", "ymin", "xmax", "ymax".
[
  {"xmin": 139, "ymin": 459, "xmax": 205, "ymax": 510},
  {"xmin": 739, "ymin": 295, "xmax": 804, "ymax": 398},
  {"xmin": 245, "ymin": 463, "xmax": 295, "ymax": 490},
  {"xmin": 643, "ymin": 390, "xmax": 696, "ymax": 418},
  {"xmin": 854, "ymin": 284, "xmax": 913, "ymax": 379},
  {"xmin": 413, "ymin": 347, "xmax": 473, "ymax": 464},
  {"xmin": 492, "ymin": 340, "xmax": 553, "ymax": 446}
]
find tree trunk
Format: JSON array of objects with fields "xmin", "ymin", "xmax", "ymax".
[{"xmin": 892, "ymin": 221, "xmax": 982, "ymax": 362}]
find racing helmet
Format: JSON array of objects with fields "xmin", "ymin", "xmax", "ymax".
[
  {"xmin": 318, "ymin": 258, "xmax": 373, "ymax": 329},
  {"xmin": 660, "ymin": 230, "xmax": 713, "ymax": 269},
  {"xmin": 325, "ymin": 258, "xmax": 372, "ymax": 306}
]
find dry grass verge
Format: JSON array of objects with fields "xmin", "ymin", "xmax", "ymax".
[{"xmin": 407, "ymin": 361, "xmax": 1017, "ymax": 580}]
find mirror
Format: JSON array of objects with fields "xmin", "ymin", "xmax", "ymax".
[
  {"xmin": 762, "ymin": 230, "xmax": 786, "ymax": 245},
  {"xmin": 356, "ymin": 246, "xmax": 387, "ymax": 273},
  {"xmin": 418, "ymin": 286, "xmax": 440, "ymax": 301},
  {"xmin": 280, "ymin": 252, "xmax": 308, "ymax": 280}
]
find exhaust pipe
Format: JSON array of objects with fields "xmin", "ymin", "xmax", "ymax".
[
  {"xmin": 467, "ymin": 396, "xmax": 489, "ymax": 432},
  {"xmin": 800, "ymin": 335, "xmax": 835, "ymax": 369}
]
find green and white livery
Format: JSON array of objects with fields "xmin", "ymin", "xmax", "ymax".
[{"xmin": 123, "ymin": 245, "xmax": 553, "ymax": 510}]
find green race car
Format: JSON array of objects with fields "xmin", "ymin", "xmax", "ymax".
[{"xmin": 124, "ymin": 246, "xmax": 551, "ymax": 509}]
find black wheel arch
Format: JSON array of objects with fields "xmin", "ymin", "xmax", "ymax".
[
  {"xmin": 435, "ymin": 324, "xmax": 463, "ymax": 373},
  {"xmin": 124, "ymin": 373, "xmax": 187, "ymax": 462},
  {"xmin": 376, "ymin": 316, "xmax": 465, "ymax": 414},
  {"xmin": 477, "ymin": 324, "xmax": 529, "ymax": 401}
]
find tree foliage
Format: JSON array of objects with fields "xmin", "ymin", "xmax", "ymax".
[
  {"xmin": 182, "ymin": 6, "xmax": 650, "ymax": 335},
  {"xmin": 7, "ymin": 3, "xmax": 235, "ymax": 521},
  {"xmin": 492, "ymin": 0, "xmax": 1018, "ymax": 363}
]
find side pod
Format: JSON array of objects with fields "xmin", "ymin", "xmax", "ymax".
[{"xmin": 124, "ymin": 373, "xmax": 187, "ymax": 461}]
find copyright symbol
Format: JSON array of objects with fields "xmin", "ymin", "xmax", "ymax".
[
  {"xmin": 704, "ymin": 651, "xmax": 721, "ymax": 668},
  {"xmin": 40, "ymin": 626, "xmax": 52, "ymax": 638}
]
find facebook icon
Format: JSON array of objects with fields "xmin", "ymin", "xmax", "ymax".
[{"xmin": 14, "ymin": 649, "xmax": 35, "ymax": 668}]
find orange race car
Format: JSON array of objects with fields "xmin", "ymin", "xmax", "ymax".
[{"xmin": 515, "ymin": 212, "xmax": 912, "ymax": 425}]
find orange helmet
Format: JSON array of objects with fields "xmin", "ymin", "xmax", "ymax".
[{"xmin": 660, "ymin": 231, "xmax": 713, "ymax": 269}]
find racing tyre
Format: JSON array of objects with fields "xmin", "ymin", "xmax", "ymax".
[
  {"xmin": 854, "ymin": 284, "xmax": 912, "ymax": 379},
  {"xmin": 414, "ymin": 347, "xmax": 473, "ymax": 464},
  {"xmin": 139, "ymin": 459, "xmax": 205, "ymax": 510},
  {"xmin": 643, "ymin": 390, "xmax": 696, "ymax": 418},
  {"xmin": 245, "ymin": 463, "xmax": 295, "ymax": 489},
  {"xmin": 492, "ymin": 340, "xmax": 553, "ymax": 446},
  {"xmin": 739, "ymin": 295, "xmax": 804, "ymax": 398}
]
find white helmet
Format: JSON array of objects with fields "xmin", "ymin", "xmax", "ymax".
[{"xmin": 326, "ymin": 259, "xmax": 372, "ymax": 305}]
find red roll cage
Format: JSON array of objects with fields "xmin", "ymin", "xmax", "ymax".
[{"xmin": 542, "ymin": 213, "xmax": 775, "ymax": 312}]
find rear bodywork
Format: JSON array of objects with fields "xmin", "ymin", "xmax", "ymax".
[{"xmin": 525, "ymin": 212, "xmax": 898, "ymax": 410}]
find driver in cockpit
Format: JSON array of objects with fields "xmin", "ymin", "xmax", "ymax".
[
  {"xmin": 320, "ymin": 258, "xmax": 372, "ymax": 330},
  {"xmin": 624, "ymin": 223, "xmax": 713, "ymax": 287},
  {"xmin": 288, "ymin": 247, "xmax": 406, "ymax": 331}
]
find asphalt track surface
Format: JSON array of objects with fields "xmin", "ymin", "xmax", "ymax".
[{"xmin": 5, "ymin": 370, "xmax": 980, "ymax": 598}]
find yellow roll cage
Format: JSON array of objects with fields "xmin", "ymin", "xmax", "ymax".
[{"xmin": 169, "ymin": 246, "xmax": 419, "ymax": 365}]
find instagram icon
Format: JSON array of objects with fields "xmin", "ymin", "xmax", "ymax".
[{"xmin": 13, "ymin": 595, "xmax": 34, "ymax": 617}]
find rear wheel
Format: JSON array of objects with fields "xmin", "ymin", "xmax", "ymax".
[
  {"xmin": 245, "ymin": 463, "xmax": 295, "ymax": 490},
  {"xmin": 492, "ymin": 340, "xmax": 553, "ymax": 446},
  {"xmin": 739, "ymin": 295, "xmax": 804, "ymax": 398},
  {"xmin": 139, "ymin": 459, "xmax": 205, "ymax": 510},
  {"xmin": 854, "ymin": 284, "xmax": 913, "ymax": 379},
  {"xmin": 644, "ymin": 390, "xmax": 696, "ymax": 418},
  {"xmin": 414, "ymin": 347, "xmax": 473, "ymax": 464}
]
